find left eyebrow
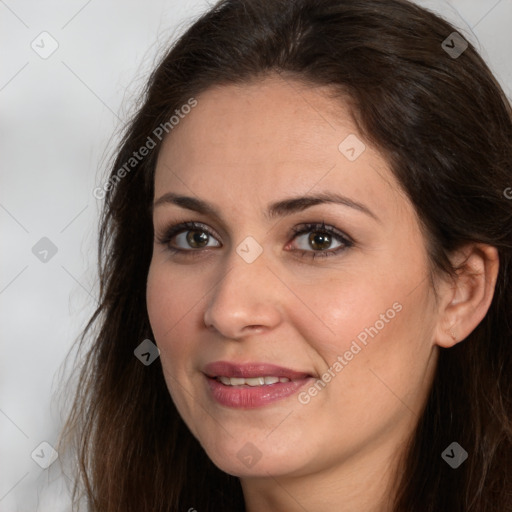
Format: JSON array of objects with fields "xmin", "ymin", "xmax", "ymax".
[
  {"xmin": 152, "ymin": 191, "xmax": 380, "ymax": 223},
  {"xmin": 265, "ymin": 192, "xmax": 380, "ymax": 223}
]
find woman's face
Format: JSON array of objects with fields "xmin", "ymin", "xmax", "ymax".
[{"xmin": 147, "ymin": 76, "xmax": 442, "ymax": 480}]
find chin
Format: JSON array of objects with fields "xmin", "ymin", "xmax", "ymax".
[{"xmin": 200, "ymin": 438, "xmax": 312, "ymax": 479}]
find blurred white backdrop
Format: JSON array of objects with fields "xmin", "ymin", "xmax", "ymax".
[{"xmin": 1, "ymin": 0, "xmax": 510, "ymax": 510}]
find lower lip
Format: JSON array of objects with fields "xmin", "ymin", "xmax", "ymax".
[{"xmin": 204, "ymin": 375, "xmax": 313, "ymax": 409}]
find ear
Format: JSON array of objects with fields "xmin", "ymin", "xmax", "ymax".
[{"xmin": 434, "ymin": 243, "xmax": 499, "ymax": 348}]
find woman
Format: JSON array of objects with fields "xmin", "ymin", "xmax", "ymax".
[{"xmin": 62, "ymin": 0, "xmax": 512, "ymax": 510}]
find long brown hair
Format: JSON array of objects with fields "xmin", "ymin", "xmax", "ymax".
[{"xmin": 61, "ymin": 0, "xmax": 512, "ymax": 510}]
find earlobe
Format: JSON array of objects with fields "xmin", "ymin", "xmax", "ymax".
[
  {"xmin": 434, "ymin": 244, "xmax": 499, "ymax": 349},
  {"xmin": 447, "ymin": 327, "xmax": 458, "ymax": 344}
]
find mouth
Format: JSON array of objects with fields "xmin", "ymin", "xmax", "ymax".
[
  {"xmin": 203, "ymin": 361, "xmax": 313, "ymax": 380},
  {"xmin": 202, "ymin": 361, "xmax": 315, "ymax": 408}
]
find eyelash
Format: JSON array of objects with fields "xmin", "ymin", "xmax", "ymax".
[{"xmin": 155, "ymin": 221, "xmax": 354, "ymax": 260}]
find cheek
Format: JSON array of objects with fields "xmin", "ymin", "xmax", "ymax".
[
  {"xmin": 316, "ymin": 281, "xmax": 435, "ymax": 418},
  {"xmin": 146, "ymin": 262, "xmax": 202, "ymax": 378},
  {"xmin": 307, "ymin": 245, "xmax": 432, "ymax": 357},
  {"xmin": 289, "ymin": 272, "xmax": 401, "ymax": 357},
  {"xmin": 147, "ymin": 261, "xmax": 201, "ymax": 340},
  {"xmin": 146, "ymin": 262, "xmax": 203, "ymax": 421},
  {"xmin": 292, "ymin": 267, "xmax": 435, "ymax": 395}
]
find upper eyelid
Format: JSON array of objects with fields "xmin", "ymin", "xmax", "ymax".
[
  {"xmin": 156, "ymin": 221, "xmax": 220, "ymax": 242},
  {"xmin": 156, "ymin": 219, "xmax": 222, "ymax": 239}
]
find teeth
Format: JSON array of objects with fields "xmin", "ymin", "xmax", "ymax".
[
  {"xmin": 217, "ymin": 376, "xmax": 291, "ymax": 386},
  {"xmin": 246, "ymin": 377, "xmax": 266, "ymax": 386}
]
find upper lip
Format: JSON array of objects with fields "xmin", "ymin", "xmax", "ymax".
[{"xmin": 203, "ymin": 361, "xmax": 313, "ymax": 380}]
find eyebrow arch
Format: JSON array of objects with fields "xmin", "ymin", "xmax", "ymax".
[{"xmin": 153, "ymin": 191, "xmax": 380, "ymax": 223}]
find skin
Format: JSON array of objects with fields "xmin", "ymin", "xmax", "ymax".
[{"xmin": 146, "ymin": 75, "xmax": 499, "ymax": 512}]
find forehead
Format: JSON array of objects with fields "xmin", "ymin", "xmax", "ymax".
[{"xmin": 154, "ymin": 75, "xmax": 410, "ymax": 222}]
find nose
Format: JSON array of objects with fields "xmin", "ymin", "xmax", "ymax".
[{"xmin": 203, "ymin": 249, "xmax": 284, "ymax": 339}]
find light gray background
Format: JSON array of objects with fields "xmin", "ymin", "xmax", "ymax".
[{"xmin": 1, "ymin": 1, "xmax": 511, "ymax": 510}]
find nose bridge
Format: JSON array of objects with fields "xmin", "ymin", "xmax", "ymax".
[{"xmin": 203, "ymin": 241, "xmax": 282, "ymax": 337}]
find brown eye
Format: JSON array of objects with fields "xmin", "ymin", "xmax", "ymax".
[
  {"xmin": 173, "ymin": 228, "xmax": 220, "ymax": 250},
  {"xmin": 293, "ymin": 229, "xmax": 343, "ymax": 252},
  {"xmin": 186, "ymin": 230, "xmax": 210, "ymax": 248},
  {"xmin": 308, "ymin": 232, "xmax": 333, "ymax": 251},
  {"xmin": 288, "ymin": 222, "xmax": 354, "ymax": 259},
  {"xmin": 157, "ymin": 222, "xmax": 222, "ymax": 252}
]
